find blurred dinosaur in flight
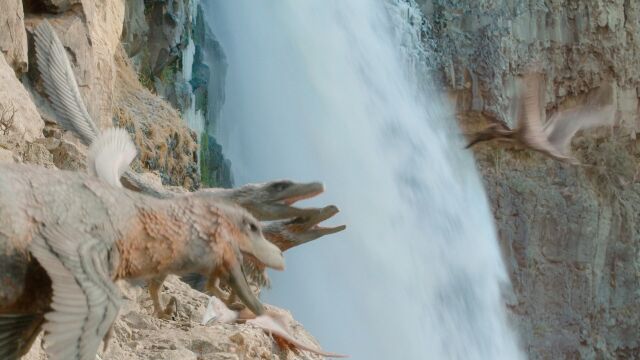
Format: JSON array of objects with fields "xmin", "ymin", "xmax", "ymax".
[{"xmin": 466, "ymin": 73, "xmax": 615, "ymax": 164}]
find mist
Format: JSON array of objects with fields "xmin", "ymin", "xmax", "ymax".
[{"xmin": 205, "ymin": 1, "xmax": 523, "ymax": 358}]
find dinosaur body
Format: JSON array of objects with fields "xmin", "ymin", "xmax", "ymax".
[
  {"xmin": 0, "ymin": 164, "xmax": 278, "ymax": 359},
  {"xmin": 466, "ymin": 73, "xmax": 614, "ymax": 164},
  {"xmin": 34, "ymin": 19, "xmax": 345, "ymax": 319}
]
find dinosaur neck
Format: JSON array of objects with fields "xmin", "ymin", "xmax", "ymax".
[{"xmin": 114, "ymin": 200, "xmax": 194, "ymax": 280}]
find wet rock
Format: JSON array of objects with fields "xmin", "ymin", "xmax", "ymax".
[
  {"xmin": 426, "ymin": 1, "xmax": 640, "ymax": 357},
  {"xmin": 122, "ymin": 0, "xmax": 149, "ymax": 57},
  {"xmin": 200, "ymin": 133, "xmax": 233, "ymax": 188}
]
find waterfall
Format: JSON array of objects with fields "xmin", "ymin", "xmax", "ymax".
[
  {"xmin": 181, "ymin": 0, "xmax": 205, "ymax": 136},
  {"xmin": 206, "ymin": 1, "xmax": 524, "ymax": 359}
]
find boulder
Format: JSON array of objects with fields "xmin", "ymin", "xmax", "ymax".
[
  {"xmin": 0, "ymin": 54, "xmax": 44, "ymax": 142},
  {"xmin": 0, "ymin": 0, "xmax": 29, "ymax": 74}
]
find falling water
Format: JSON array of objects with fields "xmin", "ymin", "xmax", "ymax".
[
  {"xmin": 181, "ymin": 0, "xmax": 205, "ymax": 136},
  {"xmin": 206, "ymin": 1, "xmax": 523, "ymax": 359}
]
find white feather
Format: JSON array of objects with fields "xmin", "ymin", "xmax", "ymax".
[{"xmin": 87, "ymin": 128, "xmax": 137, "ymax": 187}]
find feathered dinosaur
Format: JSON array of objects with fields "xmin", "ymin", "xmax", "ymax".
[
  {"xmin": 202, "ymin": 204, "xmax": 346, "ymax": 309},
  {"xmin": 466, "ymin": 73, "xmax": 615, "ymax": 164},
  {"xmin": 34, "ymin": 20, "xmax": 346, "ymax": 316},
  {"xmin": 0, "ymin": 161, "xmax": 283, "ymax": 360}
]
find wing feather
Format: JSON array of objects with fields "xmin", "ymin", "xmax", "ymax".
[
  {"xmin": 29, "ymin": 226, "xmax": 122, "ymax": 360},
  {"xmin": 517, "ymin": 74, "xmax": 548, "ymax": 148},
  {"xmin": 34, "ymin": 20, "xmax": 100, "ymax": 146},
  {"xmin": 87, "ymin": 128, "xmax": 137, "ymax": 187},
  {"xmin": 0, "ymin": 314, "xmax": 38, "ymax": 360},
  {"xmin": 544, "ymin": 105, "xmax": 615, "ymax": 155}
]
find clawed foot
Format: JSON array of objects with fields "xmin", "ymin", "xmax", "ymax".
[{"xmin": 156, "ymin": 296, "xmax": 178, "ymax": 320}]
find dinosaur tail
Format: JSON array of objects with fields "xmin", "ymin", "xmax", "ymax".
[{"xmin": 87, "ymin": 128, "xmax": 137, "ymax": 188}]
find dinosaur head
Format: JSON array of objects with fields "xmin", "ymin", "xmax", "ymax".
[
  {"xmin": 263, "ymin": 205, "xmax": 347, "ymax": 251},
  {"xmin": 465, "ymin": 123, "xmax": 513, "ymax": 148},
  {"xmin": 199, "ymin": 202, "xmax": 286, "ymax": 316},
  {"xmin": 201, "ymin": 180, "xmax": 325, "ymax": 221},
  {"xmin": 218, "ymin": 202, "xmax": 285, "ymax": 271}
]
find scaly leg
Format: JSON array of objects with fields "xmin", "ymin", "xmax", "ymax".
[{"xmin": 148, "ymin": 275, "xmax": 177, "ymax": 319}]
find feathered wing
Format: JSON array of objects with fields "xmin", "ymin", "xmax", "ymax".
[
  {"xmin": 87, "ymin": 128, "xmax": 137, "ymax": 187},
  {"xmin": 29, "ymin": 226, "xmax": 121, "ymax": 360},
  {"xmin": 34, "ymin": 20, "xmax": 100, "ymax": 146},
  {"xmin": 543, "ymin": 89, "xmax": 615, "ymax": 155},
  {"xmin": 518, "ymin": 73, "xmax": 576, "ymax": 162},
  {"xmin": 0, "ymin": 314, "xmax": 40, "ymax": 360},
  {"xmin": 517, "ymin": 74, "xmax": 549, "ymax": 147},
  {"xmin": 33, "ymin": 21, "xmax": 183, "ymax": 198}
]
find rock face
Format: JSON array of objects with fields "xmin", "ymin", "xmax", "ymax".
[
  {"xmin": 114, "ymin": 48, "xmax": 200, "ymax": 190},
  {"xmin": 0, "ymin": 0, "xmax": 29, "ymax": 74},
  {"xmin": 419, "ymin": 0, "xmax": 640, "ymax": 358},
  {"xmin": 25, "ymin": 0, "xmax": 125, "ymax": 130},
  {"xmin": 0, "ymin": 54, "xmax": 44, "ymax": 142}
]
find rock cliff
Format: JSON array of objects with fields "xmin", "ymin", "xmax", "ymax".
[
  {"xmin": 3, "ymin": 0, "xmax": 639, "ymax": 358},
  {"xmin": 418, "ymin": 0, "xmax": 640, "ymax": 358}
]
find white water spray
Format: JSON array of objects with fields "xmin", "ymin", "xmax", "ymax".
[
  {"xmin": 181, "ymin": 0, "xmax": 205, "ymax": 136},
  {"xmin": 206, "ymin": 1, "xmax": 524, "ymax": 359}
]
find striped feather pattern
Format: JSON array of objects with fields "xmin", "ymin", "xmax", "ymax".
[
  {"xmin": 87, "ymin": 128, "xmax": 137, "ymax": 188},
  {"xmin": 29, "ymin": 226, "xmax": 121, "ymax": 360},
  {"xmin": 34, "ymin": 20, "xmax": 100, "ymax": 146}
]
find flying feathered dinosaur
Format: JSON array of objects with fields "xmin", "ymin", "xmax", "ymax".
[
  {"xmin": 466, "ymin": 73, "xmax": 615, "ymax": 164},
  {"xmin": 0, "ymin": 160, "xmax": 283, "ymax": 360},
  {"xmin": 33, "ymin": 20, "xmax": 346, "ymax": 316}
]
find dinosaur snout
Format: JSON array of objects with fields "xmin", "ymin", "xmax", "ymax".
[{"xmin": 252, "ymin": 237, "xmax": 285, "ymax": 271}]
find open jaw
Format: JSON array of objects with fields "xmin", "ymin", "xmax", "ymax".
[
  {"xmin": 263, "ymin": 205, "xmax": 347, "ymax": 251},
  {"xmin": 287, "ymin": 205, "xmax": 347, "ymax": 235},
  {"xmin": 249, "ymin": 181, "xmax": 326, "ymax": 220}
]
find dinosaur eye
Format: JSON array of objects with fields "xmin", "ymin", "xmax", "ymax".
[{"xmin": 270, "ymin": 181, "xmax": 291, "ymax": 192}]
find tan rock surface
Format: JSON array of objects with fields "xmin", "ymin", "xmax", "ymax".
[
  {"xmin": 25, "ymin": 0, "xmax": 125, "ymax": 131},
  {"xmin": 0, "ymin": 54, "xmax": 44, "ymax": 142},
  {"xmin": 0, "ymin": 0, "xmax": 29, "ymax": 74},
  {"xmin": 25, "ymin": 277, "xmax": 325, "ymax": 360},
  {"xmin": 114, "ymin": 48, "xmax": 200, "ymax": 190}
]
